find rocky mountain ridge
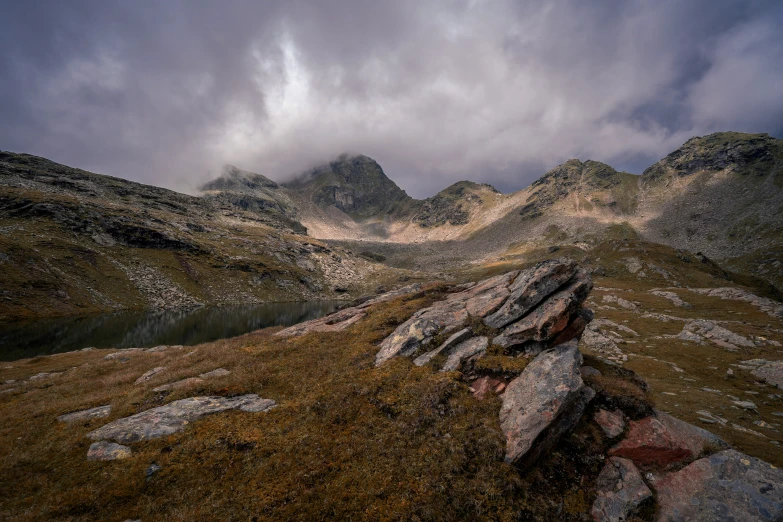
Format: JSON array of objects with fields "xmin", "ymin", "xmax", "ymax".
[{"xmin": 0, "ymin": 152, "xmax": 402, "ymax": 320}]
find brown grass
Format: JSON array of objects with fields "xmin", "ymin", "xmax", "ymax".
[{"xmin": 0, "ymin": 291, "xmax": 628, "ymax": 521}]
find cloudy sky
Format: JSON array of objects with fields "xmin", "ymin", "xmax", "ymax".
[{"xmin": 1, "ymin": 0, "xmax": 782, "ymax": 197}]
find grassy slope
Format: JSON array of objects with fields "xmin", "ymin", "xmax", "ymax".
[{"xmin": 1, "ymin": 287, "xmax": 658, "ymax": 522}]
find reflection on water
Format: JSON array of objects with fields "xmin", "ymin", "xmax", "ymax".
[{"xmin": 0, "ymin": 302, "xmax": 343, "ymax": 361}]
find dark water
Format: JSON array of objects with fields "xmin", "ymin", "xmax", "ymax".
[{"xmin": 0, "ymin": 301, "xmax": 343, "ymax": 361}]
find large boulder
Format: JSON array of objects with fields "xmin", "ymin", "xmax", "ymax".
[
  {"xmin": 499, "ymin": 341, "xmax": 585, "ymax": 465},
  {"xmin": 591, "ymin": 457, "xmax": 652, "ymax": 522},
  {"xmin": 484, "ymin": 259, "xmax": 577, "ymax": 328},
  {"xmin": 654, "ymin": 450, "xmax": 783, "ymax": 521}
]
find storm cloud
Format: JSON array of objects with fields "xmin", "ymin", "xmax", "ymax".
[{"xmin": 1, "ymin": 0, "xmax": 782, "ymax": 197}]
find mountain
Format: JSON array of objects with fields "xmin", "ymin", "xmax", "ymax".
[
  {"xmin": 2, "ymin": 131, "xmax": 781, "ymax": 321},
  {"xmin": 220, "ymin": 132, "xmax": 777, "ymax": 289},
  {"xmin": 283, "ymin": 154, "xmax": 413, "ymax": 220},
  {"xmin": 0, "ymin": 152, "xmax": 404, "ymax": 321}
]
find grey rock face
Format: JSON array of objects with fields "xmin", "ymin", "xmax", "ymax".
[
  {"xmin": 499, "ymin": 341, "xmax": 584, "ymax": 464},
  {"xmin": 87, "ymin": 441, "xmax": 132, "ymax": 461},
  {"xmin": 519, "ymin": 385, "xmax": 595, "ymax": 468},
  {"xmin": 87, "ymin": 395, "xmax": 276, "ymax": 444},
  {"xmin": 441, "ymin": 337, "xmax": 489, "ymax": 372},
  {"xmin": 495, "ymin": 269, "xmax": 592, "ymax": 349},
  {"xmin": 591, "ymin": 457, "xmax": 652, "ymax": 522},
  {"xmin": 58, "ymin": 405, "xmax": 112, "ymax": 423},
  {"xmin": 484, "ymin": 259, "xmax": 577, "ymax": 328},
  {"xmin": 741, "ymin": 359, "xmax": 783, "ymax": 389},
  {"xmin": 413, "ymin": 327, "xmax": 472, "ymax": 367},
  {"xmin": 654, "ymin": 449, "xmax": 783, "ymax": 522},
  {"xmin": 375, "ymin": 264, "xmax": 593, "ymax": 370},
  {"xmin": 375, "ymin": 272, "xmax": 517, "ymax": 366}
]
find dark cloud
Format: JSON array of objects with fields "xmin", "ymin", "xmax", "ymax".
[{"xmin": 1, "ymin": 0, "xmax": 781, "ymax": 197}]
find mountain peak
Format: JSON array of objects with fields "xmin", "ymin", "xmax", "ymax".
[
  {"xmin": 643, "ymin": 131, "xmax": 783, "ymax": 179},
  {"xmin": 201, "ymin": 165, "xmax": 279, "ymax": 193},
  {"xmin": 284, "ymin": 154, "xmax": 412, "ymax": 220}
]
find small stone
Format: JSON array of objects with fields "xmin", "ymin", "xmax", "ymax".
[
  {"xmin": 135, "ymin": 367, "xmax": 166, "ymax": 385},
  {"xmin": 580, "ymin": 366, "xmax": 602, "ymax": 378},
  {"xmin": 594, "ymin": 408, "xmax": 625, "ymax": 438},
  {"xmin": 199, "ymin": 368, "xmax": 231, "ymax": 379},
  {"xmin": 732, "ymin": 400, "xmax": 757, "ymax": 411},
  {"xmin": 58, "ymin": 405, "xmax": 112, "ymax": 423},
  {"xmin": 146, "ymin": 462, "xmax": 162, "ymax": 478},
  {"xmin": 87, "ymin": 441, "xmax": 132, "ymax": 461},
  {"xmin": 470, "ymin": 376, "xmax": 506, "ymax": 400}
]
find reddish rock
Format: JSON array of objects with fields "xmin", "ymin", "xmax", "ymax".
[
  {"xmin": 595, "ymin": 408, "xmax": 625, "ymax": 439},
  {"xmin": 550, "ymin": 307, "xmax": 593, "ymax": 346},
  {"xmin": 609, "ymin": 411, "xmax": 727, "ymax": 470},
  {"xmin": 470, "ymin": 376, "xmax": 506, "ymax": 400}
]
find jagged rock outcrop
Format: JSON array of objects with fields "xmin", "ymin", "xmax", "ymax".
[{"xmin": 375, "ymin": 259, "xmax": 592, "ymax": 367}]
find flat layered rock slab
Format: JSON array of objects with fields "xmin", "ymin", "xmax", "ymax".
[
  {"xmin": 499, "ymin": 340, "xmax": 584, "ymax": 464},
  {"xmin": 654, "ymin": 450, "xmax": 783, "ymax": 521},
  {"xmin": 441, "ymin": 336, "xmax": 488, "ymax": 372},
  {"xmin": 413, "ymin": 328, "xmax": 472, "ymax": 367},
  {"xmin": 87, "ymin": 441, "xmax": 132, "ymax": 461},
  {"xmin": 591, "ymin": 457, "xmax": 652, "ymax": 522},
  {"xmin": 135, "ymin": 366, "xmax": 166, "ymax": 385},
  {"xmin": 58, "ymin": 405, "xmax": 112, "ymax": 423},
  {"xmin": 87, "ymin": 395, "xmax": 276, "ymax": 444}
]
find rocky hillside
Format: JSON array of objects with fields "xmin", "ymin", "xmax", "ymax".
[
  {"xmin": 240, "ymin": 132, "xmax": 778, "ymax": 289},
  {"xmin": 0, "ymin": 152, "xmax": 403, "ymax": 320},
  {"xmin": 2, "ymin": 262, "xmax": 781, "ymax": 520}
]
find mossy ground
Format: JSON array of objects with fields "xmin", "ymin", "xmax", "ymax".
[{"xmin": 1, "ymin": 289, "xmax": 654, "ymax": 521}]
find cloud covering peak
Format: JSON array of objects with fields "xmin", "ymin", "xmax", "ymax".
[{"xmin": 1, "ymin": 0, "xmax": 781, "ymax": 197}]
